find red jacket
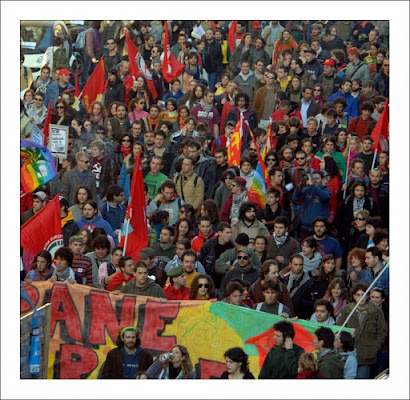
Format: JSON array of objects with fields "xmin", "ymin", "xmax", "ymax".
[
  {"xmin": 106, "ymin": 272, "xmax": 133, "ymax": 292},
  {"xmin": 191, "ymin": 232, "xmax": 217, "ymax": 253},
  {"xmin": 163, "ymin": 284, "xmax": 190, "ymax": 300},
  {"xmin": 271, "ymin": 109, "xmax": 304, "ymax": 129},
  {"xmin": 347, "ymin": 116, "xmax": 374, "ymax": 140}
]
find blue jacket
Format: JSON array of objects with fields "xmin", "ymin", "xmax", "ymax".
[
  {"xmin": 328, "ymin": 90, "xmax": 358, "ymax": 118},
  {"xmin": 360, "ymin": 265, "xmax": 389, "ymax": 295},
  {"xmin": 98, "ymin": 202, "xmax": 126, "ymax": 232},
  {"xmin": 340, "ymin": 349, "xmax": 358, "ymax": 379},
  {"xmin": 118, "ymin": 163, "xmax": 130, "ymax": 200},
  {"xmin": 293, "ymin": 184, "xmax": 331, "ymax": 230},
  {"xmin": 77, "ymin": 215, "xmax": 117, "ymax": 245},
  {"xmin": 44, "ymin": 80, "xmax": 75, "ymax": 108}
]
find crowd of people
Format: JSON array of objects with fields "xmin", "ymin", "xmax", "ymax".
[{"xmin": 20, "ymin": 19, "xmax": 389, "ymax": 380}]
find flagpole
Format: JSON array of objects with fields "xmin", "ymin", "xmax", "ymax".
[
  {"xmin": 343, "ymin": 146, "xmax": 351, "ymax": 200},
  {"xmin": 336, "ymin": 261, "xmax": 389, "ymax": 337},
  {"xmin": 371, "ymin": 148, "xmax": 378, "ymax": 170},
  {"xmin": 122, "ymin": 213, "xmax": 131, "ymax": 256}
]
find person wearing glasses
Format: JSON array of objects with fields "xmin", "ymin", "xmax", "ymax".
[
  {"xmin": 128, "ymin": 96, "xmax": 149, "ymax": 123},
  {"xmin": 61, "ymin": 151, "xmax": 97, "ymax": 206},
  {"xmin": 51, "ymin": 98, "xmax": 73, "ymax": 126},
  {"xmin": 184, "ymin": 274, "xmax": 217, "ymax": 301},
  {"xmin": 27, "ymin": 91, "xmax": 47, "ymax": 125},
  {"xmin": 220, "ymin": 247, "xmax": 259, "ymax": 299}
]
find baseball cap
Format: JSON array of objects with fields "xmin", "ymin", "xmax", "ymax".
[
  {"xmin": 235, "ymin": 233, "xmax": 250, "ymax": 246},
  {"xmin": 237, "ymin": 247, "xmax": 252, "ymax": 256},
  {"xmin": 139, "ymin": 248, "xmax": 155, "ymax": 259},
  {"xmin": 226, "ymin": 120, "xmax": 236, "ymax": 127},
  {"xmin": 32, "ymin": 191, "xmax": 47, "ymax": 202},
  {"xmin": 322, "ymin": 59, "xmax": 335, "ymax": 67},
  {"xmin": 69, "ymin": 235, "xmax": 83, "ymax": 244},
  {"xmin": 362, "ymin": 79, "xmax": 376, "ymax": 88},
  {"xmin": 58, "ymin": 68, "xmax": 73, "ymax": 76},
  {"xmin": 305, "ymin": 49, "xmax": 316, "ymax": 55}
]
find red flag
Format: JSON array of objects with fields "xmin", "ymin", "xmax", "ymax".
[
  {"xmin": 371, "ymin": 98, "xmax": 389, "ymax": 152},
  {"xmin": 20, "ymin": 196, "xmax": 63, "ymax": 257},
  {"xmin": 161, "ymin": 20, "xmax": 186, "ymax": 83},
  {"xmin": 74, "ymin": 69, "xmax": 80, "ymax": 98},
  {"xmin": 227, "ymin": 118, "xmax": 242, "ymax": 167},
  {"xmin": 210, "ymin": 20, "xmax": 217, "ymax": 30},
  {"xmin": 120, "ymin": 152, "xmax": 148, "ymax": 261},
  {"xmin": 42, "ymin": 100, "xmax": 52, "ymax": 146},
  {"xmin": 227, "ymin": 20, "xmax": 237, "ymax": 53},
  {"xmin": 125, "ymin": 31, "xmax": 158, "ymax": 99},
  {"xmin": 82, "ymin": 56, "xmax": 105, "ymax": 112}
]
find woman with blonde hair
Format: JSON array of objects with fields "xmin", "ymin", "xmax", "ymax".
[
  {"xmin": 296, "ymin": 353, "xmax": 321, "ymax": 379},
  {"xmin": 146, "ymin": 344, "xmax": 196, "ymax": 379},
  {"xmin": 343, "ymin": 134, "xmax": 363, "ymax": 164}
]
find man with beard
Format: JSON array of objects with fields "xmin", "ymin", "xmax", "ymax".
[
  {"xmin": 259, "ymin": 187, "xmax": 290, "ymax": 233},
  {"xmin": 312, "ymin": 217, "xmax": 343, "ymax": 270},
  {"xmin": 370, "ymin": 96, "xmax": 386, "ymax": 121},
  {"xmin": 142, "ymin": 105, "xmax": 161, "ymax": 133},
  {"xmin": 318, "ymin": 59, "xmax": 343, "ymax": 101},
  {"xmin": 253, "ymin": 70, "xmax": 278, "ymax": 130},
  {"xmin": 374, "ymin": 58, "xmax": 389, "ymax": 98},
  {"xmin": 357, "ymin": 136, "xmax": 378, "ymax": 175},
  {"xmin": 328, "ymin": 80, "xmax": 359, "ymax": 118},
  {"xmin": 367, "ymin": 169, "xmax": 389, "ymax": 224},
  {"xmin": 115, "ymin": 103, "xmax": 131, "ymax": 133},
  {"xmin": 231, "ymin": 202, "xmax": 269, "ymax": 247},
  {"xmin": 266, "ymin": 216, "xmax": 301, "ymax": 270},
  {"xmin": 101, "ymin": 326, "xmax": 153, "ymax": 379},
  {"xmin": 242, "ymin": 38, "xmax": 271, "ymax": 68}
]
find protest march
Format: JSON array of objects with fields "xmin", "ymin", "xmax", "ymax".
[{"xmin": 19, "ymin": 18, "xmax": 393, "ymax": 384}]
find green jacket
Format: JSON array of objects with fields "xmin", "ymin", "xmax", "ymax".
[
  {"xmin": 317, "ymin": 349, "xmax": 344, "ymax": 379},
  {"xmin": 336, "ymin": 302, "xmax": 386, "ymax": 365},
  {"xmin": 259, "ymin": 344, "xmax": 304, "ymax": 379},
  {"xmin": 120, "ymin": 277, "xmax": 165, "ymax": 298}
]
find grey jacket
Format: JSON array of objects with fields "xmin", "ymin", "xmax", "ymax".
[{"xmin": 61, "ymin": 167, "xmax": 97, "ymax": 206}]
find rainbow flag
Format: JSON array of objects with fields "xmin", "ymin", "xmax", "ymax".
[
  {"xmin": 20, "ymin": 140, "xmax": 58, "ymax": 195},
  {"xmin": 247, "ymin": 161, "xmax": 267, "ymax": 209}
]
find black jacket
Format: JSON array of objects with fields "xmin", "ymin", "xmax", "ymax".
[
  {"xmin": 204, "ymin": 39, "xmax": 223, "ymax": 73},
  {"xmin": 62, "ymin": 219, "xmax": 80, "ymax": 246},
  {"xmin": 199, "ymin": 238, "xmax": 234, "ymax": 276},
  {"xmin": 104, "ymin": 79, "xmax": 125, "ymax": 108}
]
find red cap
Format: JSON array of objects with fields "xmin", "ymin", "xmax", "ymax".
[
  {"xmin": 57, "ymin": 68, "xmax": 73, "ymax": 76},
  {"xmin": 322, "ymin": 59, "xmax": 335, "ymax": 67},
  {"xmin": 233, "ymin": 176, "xmax": 247, "ymax": 187}
]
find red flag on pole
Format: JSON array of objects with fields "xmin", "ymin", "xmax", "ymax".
[
  {"xmin": 82, "ymin": 56, "xmax": 105, "ymax": 112},
  {"xmin": 42, "ymin": 100, "xmax": 52, "ymax": 146},
  {"xmin": 371, "ymin": 98, "xmax": 389, "ymax": 152},
  {"xmin": 161, "ymin": 20, "xmax": 186, "ymax": 83},
  {"xmin": 227, "ymin": 118, "xmax": 243, "ymax": 167},
  {"xmin": 120, "ymin": 152, "xmax": 148, "ymax": 261},
  {"xmin": 74, "ymin": 69, "xmax": 80, "ymax": 98},
  {"xmin": 227, "ymin": 20, "xmax": 237, "ymax": 53},
  {"xmin": 20, "ymin": 195, "xmax": 64, "ymax": 257},
  {"xmin": 125, "ymin": 31, "xmax": 158, "ymax": 99},
  {"xmin": 210, "ymin": 20, "xmax": 217, "ymax": 30}
]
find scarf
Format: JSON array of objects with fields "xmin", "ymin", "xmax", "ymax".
[
  {"xmin": 200, "ymin": 100, "xmax": 214, "ymax": 113},
  {"xmin": 317, "ymin": 348, "xmax": 337, "ymax": 363},
  {"xmin": 158, "ymin": 194, "xmax": 179, "ymax": 204},
  {"xmin": 238, "ymin": 70, "xmax": 254, "ymax": 82},
  {"xmin": 311, "ymin": 95, "xmax": 324, "ymax": 107},
  {"xmin": 179, "ymin": 117, "xmax": 186, "ymax": 130},
  {"xmin": 287, "ymin": 271, "xmax": 303, "ymax": 292},
  {"xmin": 148, "ymin": 116, "xmax": 159, "ymax": 131},
  {"xmin": 120, "ymin": 145, "xmax": 132, "ymax": 159},
  {"xmin": 273, "ymin": 232, "xmax": 288, "ymax": 248},
  {"xmin": 353, "ymin": 197, "xmax": 365, "ymax": 217},
  {"xmin": 230, "ymin": 191, "xmax": 247, "ymax": 222},
  {"xmin": 363, "ymin": 89, "xmax": 376, "ymax": 100},
  {"xmin": 236, "ymin": 107, "xmax": 250, "ymax": 123},
  {"xmin": 52, "ymin": 267, "xmax": 76, "ymax": 282}
]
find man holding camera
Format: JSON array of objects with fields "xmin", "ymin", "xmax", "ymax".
[{"xmin": 292, "ymin": 170, "xmax": 331, "ymax": 241}]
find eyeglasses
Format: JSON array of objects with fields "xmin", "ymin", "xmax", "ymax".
[
  {"xmin": 382, "ymin": 64, "xmax": 389, "ymax": 67},
  {"xmin": 249, "ymin": 148, "xmax": 257, "ymax": 152},
  {"xmin": 122, "ymin": 139, "xmax": 131, "ymax": 142},
  {"xmin": 224, "ymin": 176, "xmax": 233, "ymax": 180},
  {"xmin": 266, "ymin": 158, "xmax": 276, "ymax": 162},
  {"xmin": 96, "ymin": 131, "xmax": 105, "ymax": 134},
  {"xmin": 296, "ymin": 157, "xmax": 305, "ymax": 160},
  {"xmin": 198, "ymin": 283, "xmax": 209, "ymax": 289},
  {"xmin": 237, "ymin": 255, "xmax": 249, "ymax": 260},
  {"xmin": 81, "ymin": 160, "xmax": 91, "ymax": 164},
  {"xmin": 355, "ymin": 217, "xmax": 366, "ymax": 221},
  {"xmin": 314, "ymin": 89, "xmax": 321, "ymax": 92},
  {"xmin": 56, "ymin": 106, "xmax": 65, "ymax": 109}
]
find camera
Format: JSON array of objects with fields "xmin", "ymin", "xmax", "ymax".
[{"xmin": 161, "ymin": 353, "xmax": 175, "ymax": 362}]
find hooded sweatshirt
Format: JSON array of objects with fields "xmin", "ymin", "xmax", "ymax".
[
  {"xmin": 77, "ymin": 215, "xmax": 117, "ymax": 244},
  {"xmin": 317, "ymin": 348, "xmax": 344, "ymax": 379},
  {"xmin": 340, "ymin": 349, "xmax": 358, "ymax": 379},
  {"xmin": 120, "ymin": 277, "xmax": 165, "ymax": 298},
  {"xmin": 299, "ymin": 251, "xmax": 322, "ymax": 272}
]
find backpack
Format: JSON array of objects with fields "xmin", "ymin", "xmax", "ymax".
[{"xmin": 74, "ymin": 28, "xmax": 93, "ymax": 51}]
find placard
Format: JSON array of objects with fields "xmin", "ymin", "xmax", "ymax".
[
  {"xmin": 48, "ymin": 124, "xmax": 68, "ymax": 158},
  {"xmin": 30, "ymin": 125, "xmax": 44, "ymax": 145}
]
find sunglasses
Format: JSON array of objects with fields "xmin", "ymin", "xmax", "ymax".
[
  {"xmin": 34, "ymin": 98, "xmax": 43, "ymax": 101},
  {"xmin": 122, "ymin": 139, "xmax": 131, "ymax": 142},
  {"xmin": 81, "ymin": 160, "xmax": 91, "ymax": 164},
  {"xmin": 314, "ymin": 89, "xmax": 321, "ymax": 92},
  {"xmin": 198, "ymin": 283, "xmax": 209, "ymax": 289},
  {"xmin": 237, "ymin": 255, "xmax": 249, "ymax": 260},
  {"xmin": 231, "ymin": 183, "xmax": 238, "ymax": 187},
  {"xmin": 355, "ymin": 217, "xmax": 366, "ymax": 221},
  {"xmin": 249, "ymin": 148, "xmax": 257, "ymax": 152},
  {"xmin": 56, "ymin": 106, "xmax": 65, "ymax": 109},
  {"xmin": 224, "ymin": 176, "xmax": 233, "ymax": 180},
  {"xmin": 296, "ymin": 157, "xmax": 305, "ymax": 160},
  {"xmin": 139, "ymin": 102, "xmax": 145, "ymax": 104},
  {"xmin": 266, "ymin": 158, "xmax": 276, "ymax": 161}
]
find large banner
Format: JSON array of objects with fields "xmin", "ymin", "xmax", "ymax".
[{"xmin": 21, "ymin": 282, "xmax": 351, "ymax": 379}]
